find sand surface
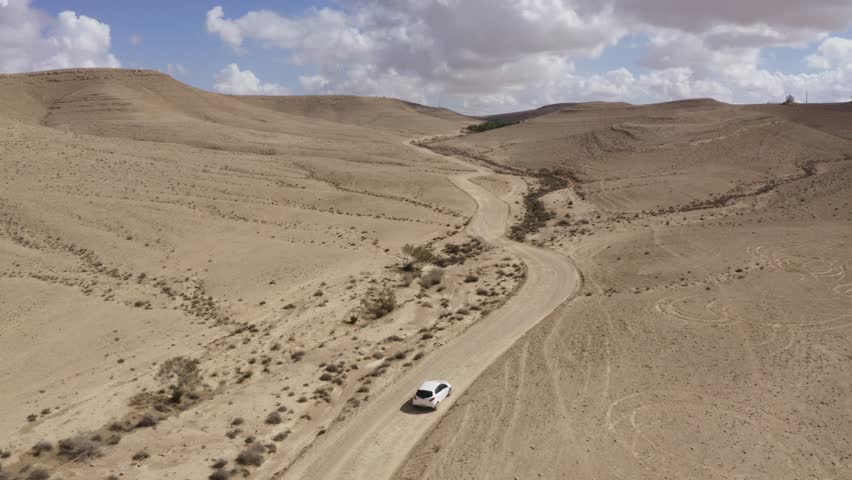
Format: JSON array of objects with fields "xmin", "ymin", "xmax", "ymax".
[
  {"xmin": 396, "ymin": 101, "xmax": 852, "ymax": 480},
  {"xmin": 272, "ymin": 146, "xmax": 580, "ymax": 480}
]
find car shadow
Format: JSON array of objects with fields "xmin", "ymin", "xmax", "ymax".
[{"xmin": 399, "ymin": 399, "xmax": 434, "ymax": 415}]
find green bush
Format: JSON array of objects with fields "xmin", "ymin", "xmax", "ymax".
[{"xmin": 466, "ymin": 120, "xmax": 519, "ymax": 133}]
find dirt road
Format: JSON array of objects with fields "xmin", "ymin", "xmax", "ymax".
[{"xmin": 266, "ymin": 151, "xmax": 581, "ymax": 480}]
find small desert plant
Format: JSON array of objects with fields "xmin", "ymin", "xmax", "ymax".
[
  {"xmin": 209, "ymin": 469, "xmax": 229, "ymax": 480},
  {"xmin": 265, "ymin": 411, "xmax": 282, "ymax": 425},
  {"xmin": 58, "ymin": 435, "xmax": 102, "ymax": 461},
  {"xmin": 132, "ymin": 450, "xmax": 150, "ymax": 461},
  {"xmin": 135, "ymin": 415, "xmax": 159, "ymax": 429},
  {"xmin": 360, "ymin": 286, "xmax": 396, "ymax": 320},
  {"xmin": 27, "ymin": 469, "xmax": 50, "ymax": 480},
  {"xmin": 211, "ymin": 459, "xmax": 228, "ymax": 469},
  {"xmin": 156, "ymin": 356, "xmax": 202, "ymax": 403},
  {"xmin": 400, "ymin": 244, "xmax": 434, "ymax": 270},
  {"xmin": 235, "ymin": 443, "xmax": 265, "ymax": 466},
  {"xmin": 420, "ymin": 266, "xmax": 444, "ymax": 288},
  {"xmin": 31, "ymin": 440, "xmax": 53, "ymax": 456}
]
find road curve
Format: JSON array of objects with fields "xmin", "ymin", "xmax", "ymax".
[{"xmin": 265, "ymin": 148, "xmax": 581, "ymax": 480}]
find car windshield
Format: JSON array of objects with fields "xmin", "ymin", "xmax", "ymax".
[{"xmin": 415, "ymin": 389, "xmax": 434, "ymax": 399}]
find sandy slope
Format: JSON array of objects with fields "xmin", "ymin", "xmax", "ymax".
[
  {"xmin": 396, "ymin": 102, "xmax": 852, "ymax": 480},
  {"xmin": 3, "ymin": 68, "xmax": 850, "ymax": 480},
  {"xmin": 270, "ymin": 145, "xmax": 581, "ymax": 480},
  {"xmin": 0, "ymin": 69, "xmax": 502, "ymax": 480}
]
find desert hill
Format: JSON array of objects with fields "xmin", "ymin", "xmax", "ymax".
[
  {"xmin": 0, "ymin": 68, "xmax": 492, "ymax": 480},
  {"xmin": 430, "ymin": 99, "xmax": 850, "ymax": 212},
  {"xmin": 0, "ymin": 69, "xmax": 471, "ymax": 153},
  {"xmin": 1, "ymin": 67, "xmax": 850, "ymax": 480},
  {"xmin": 481, "ymin": 101, "xmax": 634, "ymax": 122},
  {"xmin": 397, "ymin": 99, "xmax": 852, "ymax": 480},
  {"xmin": 237, "ymin": 95, "xmax": 473, "ymax": 133},
  {"xmin": 750, "ymin": 102, "xmax": 852, "ymax": 140}
]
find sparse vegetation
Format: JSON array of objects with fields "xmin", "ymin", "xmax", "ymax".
[
  {"xmin": 132, "ymin": 450, "xmax": 150, "ymax": 461},
  {"xmin": 360, "ymin": 286, "xmax": 397, "ymax": 320},
  {"xmin": 400, "ymin": 244, "xmax": 435, "ymax": 270},
  {"xmin": 31, "ymin": 440, "xmax": 53, "ymax": 457},
  {"xmin": 420, "ymin": 266, "xmax": 444, "ymax": 288},
  {"xmin": 209, "ymin": 469, "xmax": 229, "ymax": 480},
  {"xmin": 510, "ymin": 170, "xmax": 569, "ymax": 241},
  {"xmin": 437, "ymin": 238, "xmax": 487, "ymax": 266},
  {"xmin": 57, "ymin": 435, "xmax": 102, "ymax": 461},
  {"xmin": 27, "ymin": 469, "xmax": 50, "ymax": 480},
  {"xmin": 156, "ymin": 356, "xmax": 202, "ymax": 403},
  {"xmin": 466, "ymin": 120, "xmax": 519, "ymax": 133},
  {"xmin": 265, "ymin": 411, "xmax": 283, "ymax": 425},
  {"xmin": 235, "ymin": 443, "xmax": 265, "ymax": 466},
  {"xmin": 135, "ymin": 414, "xmax": 159, "ymax": 429}
]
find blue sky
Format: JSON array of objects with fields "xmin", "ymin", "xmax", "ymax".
[
  {"xmin": 3, "ymin": 0, "xmax": 852, "ymax": 114},
  {"xmin": 34, "ymin": 1, "xmax": 324, "ymax": 89}
]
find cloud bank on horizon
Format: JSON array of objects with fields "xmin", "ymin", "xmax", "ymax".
[{"xmin": 1, "ymin": 0, "xmax": 851, "ymax": 114}]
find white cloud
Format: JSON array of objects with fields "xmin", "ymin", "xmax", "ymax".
[
  {"xmin": 806, "ymin": 36, "xmax": 852, "ymax": 69},
  {"xmin": 0, "ymin": 0, "xmax": 119, "ymax": 73},
  {"xmin": 166, "ymin": 63, "xmax": 188, "ymax": 77},
  {"xmin": 213, "ymin": 63, "xmax": 289, "ymax": 95},
  {"xmin": 129, "ymin": 33, "xmax": 142, "ymax": 46},
  {"xmin": 206, "ymin": 2, "xmax": 623, "ymax": 98},
  {"xmin": 205, "ymin": 1, "xmax": 852, "ymax": 113},
  {"xmin": 299, "ymin": 74, "xmax": 329, "ymax": 93}
]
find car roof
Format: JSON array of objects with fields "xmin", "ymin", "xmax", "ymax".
[{"xmin": 418, "ymin": 380, "xmax": 446, "ymax": 391}]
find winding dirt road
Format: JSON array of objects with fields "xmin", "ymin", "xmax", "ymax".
[{"xmin": 266, "ymin": 150, "xmax": 581, "ymax": 480}]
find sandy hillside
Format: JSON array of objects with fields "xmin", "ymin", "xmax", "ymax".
[
  {"xmin": 0, "ymin": 69, "xmax": 517, "ymax": 480},
  {"xmin": 396, "ymin": 101, "xmax": 852, "ymax": 479},
  {"xmin": 2, "ymin": 68, "xmax": 850, "ymax": 480}
]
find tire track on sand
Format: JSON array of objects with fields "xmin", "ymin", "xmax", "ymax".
[{"xmin": 263, "ymin": 142, "xmax": 581, "ymax": 480}]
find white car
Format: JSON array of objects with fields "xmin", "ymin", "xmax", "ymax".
[{"xmin": 412, "ymin": 380, "xmax": 452, "ymax": 409}]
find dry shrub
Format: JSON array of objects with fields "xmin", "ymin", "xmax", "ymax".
[
  {"xmin": 135, "ymin": 415, "xmax": 159, "ymax": 429},
  {"xmin": 360, "ymin": 287, "xmax": 396, "ymax": 320},
  {"xmin": 265, "ymin": 411, "xmax": 282, "ymax": 425},
  {"xmin": 420, "ymin": 266, "xmax": 444, "ymax": 288},
  {"xmin": 400, "ymin": 244, "xmax": 434, "ymax": 270},
  {"xmin": 156, "ymin": 356, "xmax": 202, "ymax": 403},
  {"xmin": 209, "ymin": 469, "xmax": 229, "ymax": 480},
  {"xmin": 235, "ymin": 443, "xmax": 265, "ymax": 467},
  {"xmin": 132, "ymin": 451, "xmax": 150, "ymax": 461},
  {"xmin": 58, "ymin": 436, "xmax": 102, "ymax": 461},
  {"xmin": 27, "ymin": 469, "xmax": 50, "ymax": 480},
  {"xmin": 30, "ymin": 441, "xmax": 53, "ymax": 457}
]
